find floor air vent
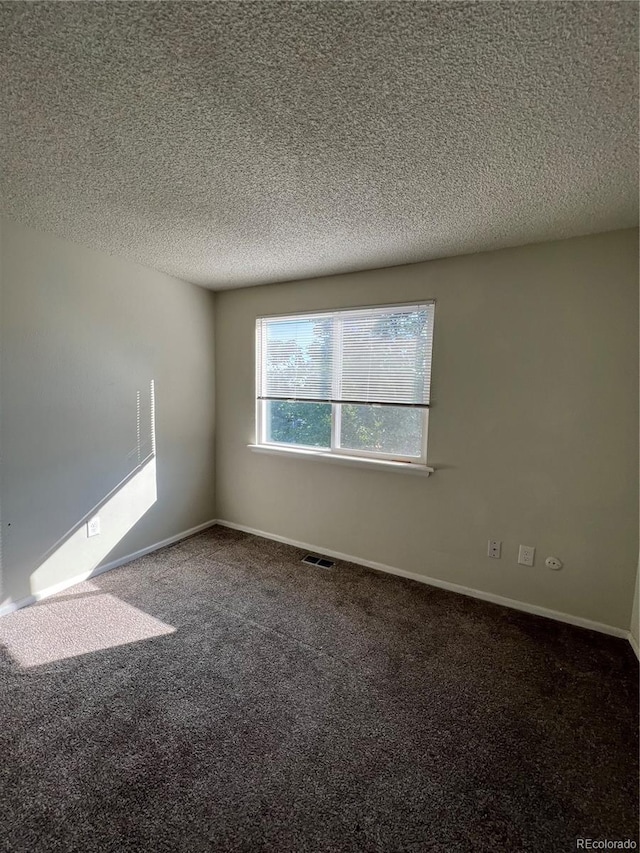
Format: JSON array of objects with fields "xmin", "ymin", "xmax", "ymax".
[{"xmin": 302, "ymin": 555, "xmax": 334, "ymax": 569}]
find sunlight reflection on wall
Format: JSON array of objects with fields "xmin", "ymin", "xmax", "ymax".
[
  {"xmin": 29, "ymin": 455, "xmax": 157, "ymax": 597},
  {"xmin": 28, "ymin": 380, "xmax": 158, "ymax": 600},
  {"xmin": 0, "ymin": 382, "xmax": 167, "ymax": 665}
]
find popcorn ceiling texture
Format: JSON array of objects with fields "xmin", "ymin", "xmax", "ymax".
[{"xmin": 1, "ymin": 1, "xmax": 638, "ymax": 290}]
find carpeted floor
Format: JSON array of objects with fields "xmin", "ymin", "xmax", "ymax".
[{"xmin": 1, "ymin": 525, "xmax": 638, "ymax": 853}]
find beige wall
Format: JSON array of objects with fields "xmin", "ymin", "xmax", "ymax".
[
  {"xmin": 215, "ymin": 229, "xmax": 639, "ymax": 631},
  {"xmin": 2, "ymin": 221, "xmax": 636, "ymax": 633},
  {"xmin": 0, "ymin": 219, "xmax": 216, "ymax": 608}
]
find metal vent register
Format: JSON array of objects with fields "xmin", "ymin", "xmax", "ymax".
[{"xmin": 302, "ymin": 555, "xmax": 334, "ymax": 569}]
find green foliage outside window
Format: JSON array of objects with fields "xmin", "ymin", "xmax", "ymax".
[{"xmin": 267, "ymin": 401, "xmax": 332, "ymax": 448}]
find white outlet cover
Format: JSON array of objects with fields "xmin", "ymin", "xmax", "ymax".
[
  {"xmin": 545, "ymin": 556, "xmax": 563, "ymax": 570},
  {"xmin": 87, "ymin": 517, "xmax": 101, "ymax": 537},
  {"xmin": 487, "ymin": 540, "xmax": 501, "ymax": 558},
  {"xmin": 518, "ymin": 545, "xmax": 535, "ymax": 566}
]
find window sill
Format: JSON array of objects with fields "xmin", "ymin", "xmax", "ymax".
[{"xmin": 248, "ymin": 444, "xmax": 434, "ymax": 475}]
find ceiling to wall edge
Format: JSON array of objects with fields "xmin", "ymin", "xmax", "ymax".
[{"xmin": 3, "ymin": 214, "xmax": 637, "ymax": 295}]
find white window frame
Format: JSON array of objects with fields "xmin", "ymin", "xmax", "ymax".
[{"xmin": 255, "ymin": 303, "xmax": 433, "ymax": 468}]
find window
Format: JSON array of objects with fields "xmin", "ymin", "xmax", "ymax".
[{"xmin": 255, "ymin": 302, "xmax": 434, "ymax": 466}]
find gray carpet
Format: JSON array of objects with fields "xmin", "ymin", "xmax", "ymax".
[{"xmin": 1, "ymin": 526, "xmax": 638, "ymax": 852}]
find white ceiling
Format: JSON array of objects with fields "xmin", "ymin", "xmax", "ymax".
[{"xmin": 1, "ymin": 1, "xmax": 638, "ymax": 290}]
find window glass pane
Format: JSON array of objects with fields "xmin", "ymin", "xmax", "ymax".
[
  {"xmin": 265, "ymin": 401, "xmax": 331, "ymax": 448},
  {"xmin": 340, "ymin": 404, "xmax": 423, "ymax": 457}
]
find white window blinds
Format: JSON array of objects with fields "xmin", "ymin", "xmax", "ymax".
[{"xmin": 257, "ymin": 303, "xmax": 434, "ymax": 408}]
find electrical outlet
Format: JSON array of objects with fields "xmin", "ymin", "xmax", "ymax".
[
  {"xmin": 87, "ymin": 516, "xmax": 101, "ymax": 538},
  {"xmin": 487, "ymin": 540, "xmax": 501, "ymax": 559},
  {"xmin": 518, "ymin": 544, "xmax": 535, "ymax": 566},
  {"xmin": 545, "ymin": 556, "xmax": 563, "ymax": 571}
]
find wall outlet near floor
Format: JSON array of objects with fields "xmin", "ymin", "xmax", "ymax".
[
  {"xmin": 518, "ymin": 544, "xmax": 535, "ymax": 566},
  {"xmin": 87, "ymin": 516, "xmax": 101, "ymax": 537},
  {"xmin": 545, "ymin": 556, "xmax": 563, "ymax": 571},
  {"xmin": 487, "ymin": 539, "xmax": 501, "ymax": 559}
]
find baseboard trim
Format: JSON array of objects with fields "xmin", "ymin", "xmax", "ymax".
[
  {"xmin": 215, "ymin": 519, "xmax": 633, "ymax": 643},
  {"xmin": 0, "ymin": 518, "xmax": 218, "ymax": 618},
  {"xmin": 3, "ymin": 516, "xmax": 636, "ymax": 658}
]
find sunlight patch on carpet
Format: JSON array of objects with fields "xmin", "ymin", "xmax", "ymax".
[{"xmin": 0, "ymin": 581, "xmax": 174, "ymax": 667}]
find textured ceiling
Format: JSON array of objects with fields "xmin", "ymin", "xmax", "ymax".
[{"xmin": 1, "ymin": 2, "xmax": 638, "ymax": 290}]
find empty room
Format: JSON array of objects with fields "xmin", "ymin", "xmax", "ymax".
[{"xmin": 0, "ymin": 2, "xmax": 638, "ymax": 851}]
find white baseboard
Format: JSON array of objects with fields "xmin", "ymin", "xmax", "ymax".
[
  {"xmin": 4, "ymin": 515, "xmax": 637, "ymax": 660},
  {"xmin": 0, "ymin": 518, "xmax": 218, "ymax": 618},
  {"xmin": 215, "ymin": 519, "xmax": 635, "ymax": 646}
]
